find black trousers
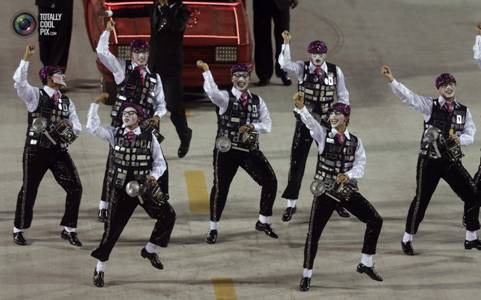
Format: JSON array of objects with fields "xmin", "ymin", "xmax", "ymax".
[
  {"xmin": 91, "ymin": 185, "xmax": 176, "ymax": 262},
  {"xmin": 253, "ymin": 0, "xmax": 290, "ymax": 81},
  {"xmin": 14, "ymin": 146, "xmax": 82, "ymax": 229},
  {"xmin": 159, "ymin": 74, "xmax": 191, "ymax": 140},
  {"xmin": 405, "ymin": 155, "xmax": 480, "ymax": 234},
  {"xmin": 210, "ymin": 148, "xmax": 277, "ymax": 222},
  {"xmin": 303, "ymin": 193, "xmax": 383, "ymax": 269},
  {"xmin": 100, "ymin": 146, "xmax": 169, "ymax": 202},
  {"xmin": 37, "ymin": 0, "xmax": 73, "ymax": 69},
  {"xmin": 282, "ymin": 119, "xmax": 315, "ymax": 200}
]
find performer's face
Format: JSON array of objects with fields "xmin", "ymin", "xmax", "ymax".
[
  {"xmin": 232, "ymin": 72, "xmax": 250, "ymax": 91},
  {"xmin": 122, "ymin": 108, "xmax": 139, "ymax": 128},
  {"xmin": 311, "ymin": 53, "xmax": 327, "ymax": 66},
  {"xmin": 47, "ymin": 72, "xmax": 67, "ymax": 89},
  {"xmin": 329, "ymin": 111, "xmax": 347, "ymax": 128},
  {"xmin": 438, "ymin": 83, "xmax": 456, "ymax": 100},
  {"xmin": 132, "ymin": 50, "xmax": 149, "ymax": 66}
]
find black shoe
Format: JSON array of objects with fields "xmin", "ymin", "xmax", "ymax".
[
  {"xmin": 206, "ymin": 229, "xmax": 218, "ymax": 244},
  {"xmin": 299, "ymin": 277, "xmax": 311, "ymax": 292},
  {"xmin": 178, "ymin": 128, "xmax": 192, "ymax": 158},
  {"xmin": 282, "ymin": 206, "xmax": 297, "ymax": 222},
  {"xmin": 465, "ymin": 239, "xmax": 481, "ymax": 250},
  {"xmin": 61, "ymin": 229, "xmax": 82, "ymax": 247},
  {"xmin": 401, "ymin": 241, "xmax": 415, "ymax": 256},
  {"xmin": 279, "ymin": 73, "xmax": 292, "ymax": 86},
  {"xmin": 98, "ymin": 209, "xmax": 108, "ymax": 223},
  {"xmin": 141, "ymin": 248, "xmax": 164, "ymax": 270},
  {"xmin": 335, "ymin": 206, "xmax": 350, "ymax": 218},
  {"xmin": 93, "ymin": 269, "xmax": 104, "ymax": 288},
  {"xmin": 356, "ymin": 263, "xmax": 383, "ymax": 282},
  {"xmin": 256, "ymin": 79, "xmax": 270, "ymax": 87},
  {"xmin": 13, "ymin": 232, "xmax": 27, "ymax": 246},
  {"xmin": 255, "ymin": 221, "xmax": 279, "ymax": 239}
]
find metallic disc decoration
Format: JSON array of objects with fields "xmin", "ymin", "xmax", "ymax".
[
  {"xmin": 215, "ymin": 136, "xmax": 231, "ymax": 152},
  {"xmin": 125, "ymin": 180, "xmax": 140, "ymax": 197},
  {"xmin": 31, "ymin": 117, "xmax": 47, "ymax": 133},
  {"xmin": 424, "ymin": 126, "xmax": 440, "ymax": 143},
  {"xmin": 310, "ymin": 180, "xmax": 326, "ymax": 196}
]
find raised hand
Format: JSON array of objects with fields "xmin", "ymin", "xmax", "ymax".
[
  {"xmin": 293, "ymin": 91, "xmax": 304, "ymax": 109},
  {"xmin": 282, "ymin": 30, "xmax": 291, "ymax": 44},
  {"xmin": 23, "ymin": 45, "xmax": 35, "ymax": 61},
  {"xmin": 380, "ymin": 65, "xmax": 395, "ymax": 82},
  {"xmin": 196, "ymin": 60, "xmax": 209, "ymax": 72},
  {"xmin": 105, "ymin": 19, "xmax": 115, "ymax": 32},
  {"xmin": 95, "ymin": 92, "xmax": 110, "ymax": 104}
]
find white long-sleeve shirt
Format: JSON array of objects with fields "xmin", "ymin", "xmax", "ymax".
[
  {"xmin": 202, "ymin": 70, "xmax": 272, "ymax": 133},
  {"xmin": 294, "ymin": 106, "xmax": 366, "ymax": 179},
  {"xmin": 473, "ymin": 35, "xmax": 481, "ymax": 69},
  {"xmin": 389, "ymin": 79, "xmax": 475, "ymax": 146},
  {"xmin": 96, "ymin": 30, "xmax": 167, "ymax": 118},
  {"xmin": 13, "ymin": 59, "xmax": 82, "ymax": 136},
  {"xmin": 278, "ymin": 44, "xmax": 350, "ymax": 104},
  {"xmin": 86, "ymin": 103, "xmax": 166, "ymax": 180}
]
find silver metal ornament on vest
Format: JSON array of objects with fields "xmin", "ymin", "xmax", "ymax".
[
  {"xmin": 215, "ymin": 136, "xmax": 232, "ymax": 152},
  {"xmin": 112, "ymin": 128, "xmax": 153, "ymax": 188},
  {"xmin": 312, "ymin": 177, "xmax": 358, "ymax": 202},
  {"xmin": 125, "ymin": 180, "xmax": 169, "ymax": 206},
  {"xmin": 315, "ymin": 132, "xmax": 358, "ymax": 181},
  {"xmin": 421, "ymin": 98, "xmax": 466, "ymax": 160},
  {"xmin": 421, "ymin": 126, "xmax": 463, "ymax": 162},
  {"xmin": 298, "ymin": 62, "xmax": 337, "ymax": 116},
  {"xmin": 216, "ymin": 91, "xmax": 261, "ymax": 152},
  {"xmin": 111, "ymin": 61, "xmax": 157, "ymax": 127},
  {"xmin": 27, "ymin": 89, "xmax": 71, "ymax": 148}
]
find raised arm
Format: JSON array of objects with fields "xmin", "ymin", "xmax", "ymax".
[
  {"xmin": 473, "ymin": 24, "xmax": 481, "ymax": 69},
  {"xmin": 197, "ymin": 60, "xmax": 229, "ymax": 113},
  {"xmin": 96, "ymin": 20, "xmax": 125, "ymax": 84},
  {"xmin": 86, "ymin": 93, "xmax": 115, "ymax": 145},
  {"xmin": 68, "ymin": 100, "xmax": 82, "ymax": 136},
  {"xmin": 150, "ymin": 135, "xmax": 167, "ymax": 180},
  {"xmin": 278, "ymin": 31, "xmax": 304, "ymax": 80},
  {"xmin": 292, "ymin": 92, "xmax": 326, "ymax": 143},
  {"xmin": 336, "ymin": 66, "xmax": 350, "ymax": 104},
  {"xmin": 252, "ymin": 97, "xmax": 272, "ymax": 134},
  {"xmin": 13, "ymin": 45, "xmax": 40, "ymax": 112},
  {"xmin": 345, "ymin": 138, "xmax": 366, "ymax": 179},
  {"xmin": 459, "ymin": 108, "xmax": 476, "ymax": 146},
  {"xmin": 381, "ymin": 65, "xmax": 432, "ymax": 115}
]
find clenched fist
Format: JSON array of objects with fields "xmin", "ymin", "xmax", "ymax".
[
  {"xmin": 23, "ymin": 45, "xmax": 35, "ymax": 61},
  {"xmin": 282, "ymin": 31, "xmax": 291, "ymax": 44},
  {"xmin": 293, "ymin": 92, "xmax": 304, "ymax": 109},
  {"xmin": 380, "ymin": 65, "xmax": 395, "ymax": 82},
  {"xmin": 196, "ymin": 60, "xmax": 209, "ymax": 72}
]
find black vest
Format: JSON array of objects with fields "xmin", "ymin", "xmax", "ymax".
[
  {"xmin": 111, "ymin": 128, "xmax": 153, "ymax": 188},
  {"xmin": 315, "ymin": 131, "xmax": 358, "ymax": 181},
  {"xmin": 216, "ymin": 90, "xmax": 261, "ymax": 151},
  {"xmin": 26, "ymin": 89, "xmax": 70, "ymax": 149},
  {"xmin": 298, "ymin": 62, "xmax": 338, "ymax": 116},
  {"xmin": 111, "ymin": 61, "xmax": 158, "ymax": 127},
  {"xmin": 420, "ymin": 98, "xmax": 466, "ymax": 157}
]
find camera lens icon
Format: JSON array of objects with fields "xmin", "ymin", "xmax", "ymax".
[{"xmin": 12, "ymin": 12, "xmax": 37, "ymax": 36}]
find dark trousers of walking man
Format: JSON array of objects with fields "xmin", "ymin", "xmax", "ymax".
[
  {"xmin": 36, "ymin": 0, "xmax": 73, "ymax": 70},
  {"xmin": 253, "ymin": 0, "xmax": 291, "ymax": 84}
]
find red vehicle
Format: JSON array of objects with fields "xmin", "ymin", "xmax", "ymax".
[{"xmin": 83, "ymin": 0, "xmax": 252, "ymax": 91}]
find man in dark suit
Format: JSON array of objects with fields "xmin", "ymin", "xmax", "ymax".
[
  {"xmin": 253, "ymin": 0, "xmax": 298, "ymax": 86},
  {"xmin": 106, "ymin": 0, "xmax": 193, "ymax": 158},
  {"xmin": 36, "ymin": 0, "xmax": 73, "ymax": 71}
]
